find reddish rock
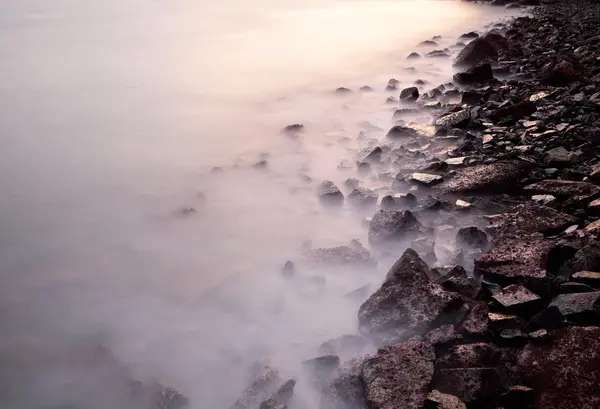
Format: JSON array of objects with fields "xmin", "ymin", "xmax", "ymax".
[
  {"xmin": 321, "ymin": 357, "xmax": 366, "ymax": 409},
  {"xmin": 487, "ymin": 202, "xmax": 578, "ymax": 237},
  {"xmin": 524, "ymin": 180, "xmax": 600, "ymax": 205},
  {"xmin": 439, "ymin": 161, "xmax": 529, "ymax": 194},
  {"xmin": 459, "ymin": 303, "xmax": 490, "ymax": 337},
  {"xmin": 432, "ymin": 368, "xmax": 504, "ymax": 404},
  {"xmin": 436, "ymin": 343, "xmax": 501, "ymax": 369},
  {"xmin": 425, "ymin": 390, "xmax": 467, "ymax": 409}
]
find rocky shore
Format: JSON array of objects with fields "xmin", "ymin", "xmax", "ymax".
[{"xmin": 236, "ymin": 1, "xmax": 600, "ymax": 409}]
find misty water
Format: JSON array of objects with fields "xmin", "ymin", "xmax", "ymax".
[{"xmin": 0, "ymin": 1, "xmax": 519, "ymax": 408}]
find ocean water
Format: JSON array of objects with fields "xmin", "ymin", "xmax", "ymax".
[{"xmin": 0, "ymin": 1, "xmax": 519, "ymax": 408}]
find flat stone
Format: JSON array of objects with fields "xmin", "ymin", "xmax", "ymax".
[
  {"xmin": 524, "ymin": 180, "xmax": 600, "ymax": 204},
  {"xmin": 409, "ymin": 172, "xmax": 444, "ymax": 186},
  {"xmin": 585, "ymin": 219, "xmax": 600, "ymax": 236},
  {"xmin": 492, "ymin": 284, "xmax": 541, "ymax": 313},
  {"xmin": 559, "ymin": 282, "xmax": 597, "ymax": 294},
  {"xmin": 439, "ymin": 161, "xmax": 529, "ymax": 194},
  {"xmin": 548, "ymin": 292, "xmax": 600, "ymax": 323},
  {"xmin": 435, "ymin": 109, "xmax": 470, "ymax": 128},
  {"xmin": 455, "ymin": 199, "xmax": 473, "ymax": 210},
  {"xmin": 545, "ymin": 146, "xmax": 575, "ymax": 166},
  {"xmin": 445, "ymin": 157, "xmax": 467, "ymax": 166},
  {"xmin": 486, "ymin": 202, "xmax": 578, "ymax": 237},
  {"xmin": 529, "ymin": 91, "xmax": 550, "ymax": 102},
  {"xmin": 362, "ymin": 341, "xmax": 435, "ymax": 409},
  {"xmin": 305, "ymin": 240, "xmax": 375, "ymax": 267},
  {"xmin": 572, "ymin": 271, "xmax": 600, "ymax": 287}
]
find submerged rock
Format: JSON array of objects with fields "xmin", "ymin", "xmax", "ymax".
[
  {"xmin": 400, "ymin": 87, "xmax": 420, "ymax": 102},
  {"xmin": 305, "ymin": 240, "xmax": 375, "ymax": 267},
  {"xmin": 425, "ymin": 390, "xmax": 467, "ymax": 409},
  {"xmin": 231, "ymin": 363, "xmax": 280, "ymax": 409},
  {"xmin": 435, "ymin": 109, "xmax": 470, "ymax": 129}
]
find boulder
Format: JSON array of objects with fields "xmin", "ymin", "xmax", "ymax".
[
  {"xmin": 362, "ymin": 341, "xmax": 435, "ymax": 409},
  {"xmin": 348, "ymin": 187, "xmax": 379, "ymax": 208},
  {"xmin": 453, "ymin": 38, "xmax": 498, "ymax": 68},
  {"xmin": 570, "ymin": 242, "xmax": 600, "ymax": 272},
  {"xmin": 458, "ymin": 32, "xmax": 479, "ymax": 41},
  {"xmin": 356, "ymin": 146, "xmax": 383, "ymax": 164},
  {"xmin": 499, "ymin": 385, "xmax": 535, "ymax": 409},
  {"xmin": 358, "ymin": 249, "xmax": 464, "ymax": 343},
  {"xmin": 424, "ymin": 324, "xmax": 463, "ymax": 346},
  {"xmin": 436, "ymin": 343, "xmax": 501, "ymax": 369},
  {"xmin": 547, "ymin": 292, "xmax": 600, "ymax": 324},
  {"xmin": 425, "ymin": 390, "xmax": 467, "ymax": 409},
  {"xmin": 545, "ymin": 146, "xmax": 575, "ymax": 167},
  {"xmin": 400, "ymin": 87, "xmax": 419, "ymax": 102},
  {"xmin": 321, "ymin": 357, "xmax": 366, "ymax": 409},
  {"xmin": 318, "ymin": 181, "xmax": 344, "ymax": 206},
  {"xmin": 407, "ymin": 52, "xmax": 421, "ymax": 60},
  {"xmin": 453, "ymin": 63, "xmax": 494, "ymax": 85},
  {"xmin": 517, "ymin": 327, "xmax": 600, "ymax": 409},
  {"xmin": 368, "ymin": 210, "xmax": 423, "ymax": 247},
  {"xmin": 432, "ymin": 368, "xmax": 503, "ymax": 404},
  {"xmin": 386, "ymin": 125, "xmax": 422, "ymax": 139},
  {"xmin": 435, "ymin": 109, "xmax": 470, "ymax": 129},
  {"xmin": 281, "ymin": 124, "xmax": 304, "ymax": 135},
  {"xmin": 303, "ymin": 355, "xmax": 340, "ymax": 386},
  {"xmin": 459, "ymin": 302, "xmax": 490, "ymax": 337},
  {"xmin": 319, "ymin": 335, "xmax": 371, "ymax": 357},
  {"xmin": 482, "ymin": 30, "xmax": 508, "ymax": 52},
  {"xmin": 486, "ymin": 202, "xmax": 578, "ymax": 237},
  {"xmin": 439, "ymin": 161, "xmax": 529, "ymax": 194},
  {"xmin": 456, "ymin": 227, "xmax": 488, "ymax": 250},
  {"xmin": 524, "ymin": 180, "xmax": 600, "ymax": 205}
]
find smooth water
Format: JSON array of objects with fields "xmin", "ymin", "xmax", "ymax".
[{"xmin": 0, "ymin": 1, "xmax": 518, "ymax": 408}]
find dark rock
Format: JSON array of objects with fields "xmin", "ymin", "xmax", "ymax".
[
  {"xmin": 386, "ymin": 78, "xmax": 400, "ymax": 91},
  {"xmin": 571, "ymin": 242, "xmax": 600, "ymax": 273},
  {"xmin": 517, "ymin": 327, "xmax": 600, "ymax": 409},
  {"xmin": 318, "ymin": 181, "xmax": 344, "ymax": 206},
  {"xmin": 547, "ymin": 292, "xmax": 600, "ymax": 324},
  {"xmin": 282, "ymin": 124, "xmax": 305, "ymax": 134},
  {"xmin": 362, "ymin": 341, "xmax": 435, "ymax": 409},
  {"xmin": 489, "ymin": 101, "xmax": 536, "ymax": 123},
  {"xmin": 456, "ymin": 227, "xmax": 488, "ymax": 250},
  {"xmin": 540, "ymin": 59, "xmax": 584, "ymax": 86},
  {"xmin": 400, "ymin": 87, "xmax": 420, "ymax": 102},
  {"xmin": 305, "ymin": 240, "xmax": 374, "ymax": 267},
  {"xmin": 529, "ymin": 305, "xmax": 566, "ymax": 331},
  {"xmin": 545, "ymin": 146, "xmax": 575, "ymax": 167},
  {"xmin": 424, "ymin": 324, "xmax": 463, "ymax": 346},
  {"xmin": 359, "ymin": 85, "xmax": 373, "ymax": 92},
  {"xmin": 231, "ymin": 363, "xmax": 280, "ymax": 409},
  {"xmin": 487, "ymin": 202, "xmax": 578, "ymax": 237},
  {"xmin": 524, "ymin": 180, "xmax": 600, "ymax": 205},
  {"xmin": 425, "ymin": 390, "xmax": 467, "ymax": 409},
  {"xmin": 344, "ymin": 177, "xmax": 360, "ymax": 190},
  {"xmin": 358, "ymin": 249, "xmax": 464, "ymax": 344},
  {"xmin": 407, "ymin": 52, "xmax": 421, "ymax": 60},
  {"xmin": 459, "ymin": 32, "xmax": 479, "ymax": 41},
  {"xmin": 357, "ymin": 146, "xmax": 383, "ymax": 164},
  {"xmin": 462, "ymin": 90, "xmax": 484, "ymax": 105},
  {"xmin": 460, "ymin": 303, "xmax": 490, "ymax": 337},
  {"xmin": 491, "ymin": 284, "xmax": 542, "ymax": 315},
  {"xmin": 439, "ymin": 161, "xmax": 528, "ymax": 193},
  {"xmin": 559, "ymin": 282, "xmax": 597, "ymax": 293},
  {"xmin": 357, "ymin": 162, "xmax": 371, "ymax": 175},
  {"xmin": 319, "ymin": 335, "xmax": 370, "ymax": 357},
  {"xmin": 453, "ymin": 63, "xmax": 494, "ymax": 85},
  {"xmin": 427, "ymin": 50, "xmax": 451, "ymax": 58},
  {"xmin": 260, "ymin": 398, "xmax": 285, "ymax": 409},
  {"xmin": 432, "ymin": 368, "xmax": 503, "ymax": 404},
  {"xmin": 419, "ymin": 40, "xmax": 438, "ymax": 47},
  {"xmin": 302, "ymin": 355, "xmax": 340, "ymax": 384},
  {"xmin": 321, "ymin": 357, "xmax": 366, "ymax": 409},
  {"xmin": 386, "ymin": 125, "xmax": 422, "ymax": 139},
  {"xmin": 482, "ymin": 30, "xmax": 509, "ymax": 52},
  {"xmin": 335, "ymin": 87, "xmax": 352, "ymax": 94},
  {"xmin": 282, "ymin": 261, "xmax": 295, "ymax": 278},
  {"xmin": 454, "ymin": 38, "xmax": 498, "ymax": 68},
  {"xmin": 499, "ymin": 385, "xmax": 534, "ymax": 409},
  {"xmin": 437, "ymin": 343, "xmax": 501, "ymax": 369},
  {"xmin": 435, "ymin": 109, "xmax": 470, "ymax": 129},
  {"xmin": 368, "ymin": 210, "xmax": 422, "ymax": 247},
  {"xmin": 572, "ymin": 271, "xmax": 600, "ymax": 287},
  {"xmin": 348, "ymin": 187, "xmax": 379, "ymax": 208},
  {"xmin": 488, "ymin": 312, "xmax": 528, "ymax": 333}
]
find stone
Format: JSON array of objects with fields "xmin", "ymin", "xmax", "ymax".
[
  {"xmin": 319, "ymin": 335, "xmax": 370, "ymax": 357},
  {"xmin": 407, "ymin": 52, "xmax": 421, "ymax": 60},
  {"xmin": 531, "ymin": 194, "xmax": 556, "ymax": 205},
  {"xmin": 486, "ymin": 202, "xmax": 578, "ymax": 237},
  {"xmin": 475, "ymin": 236, "xmax": 555, "ymax": 281},
  {"xmin": 260, "ymin": 398, "xmax": 285, "ymax": 409},
  {"xmin": 491, "ymin": 284, "xmax": 541, "ymax": 314},
  {"xmin": 425, "ymin": 390, "xmax": 467, "ymax": 409},
  {"xmin": 456, "ymin": 227, "xmax": 488, "ymax": 250},
  {"xmin": 559, "ymin": 282, "xmax": 597, "ymax": 294},
  {"xmin": 231, "ymin": 363, "xmax": 280, "ymax": 409},
  {"xmin": 432, "ymin": 368, "xmax": 503, "ymax": 404},
  {"xmin": 358, "ymin": 249, "xmax": 463, "ymax": 344},
  {"xmin": 302, "ymin": 355, "xmax": 340, "ymax": 384},
  {"xmin": 458, "ymin": 32, "xmax": 479, "ymax": 41},
  {"xmin": 362, "ymin": 341, "xmax": 435, "ymax": 409},
  {"xmin": 540, "ymin": 59, "xmax": 584, "ymax": 86},
  {"xmin": 427, "ymin": 50, "xmax": 451, "ymax": 58},
  {"xmin": 424, "ymin": 324, "xmax": 463, "ymax": 346},
  {"xmin": 318, "ymin": 181, "xmax": 344, "ymax": 206},
  {"xmin": 435, "ymin": 109, "xmax": 470, "ymax": 128},
  {"xmin": 489, "ymin": 101, "xmax": 536, "ymax": 123},
  {"xmin": 281, "ymin": 261, "xmax": 294, "ymax": 278},
  {"xmin": 344, "ymin": 177, "xmax": 360, "ymax": 190},
  {"xmin": 394, "ymin": 193, "xmax": 418, "ymax": 208},
  {"xmin": 282, "ymin": 124, "xmax": 304, "ymax": 134},
  {"xmin": 359, "ymin": 85, "xmax": 373, "ymax": 92},
  {"xmin": 409, "ymin": 172, "xmax": 444, "ymax": 186},
  {"xmin": 386, "ymin": 125, "xmax": 422, "ymax": 139},
  {"xmin": 400, "ymin": 87, "xmax": 419, "ymax": 102},
  {"xmin": 571, "ymin": 242, "xmax": 600, "ymax": 272},
  {"xmin": 545, "ymin": 146, "xmax": 575, "ymax": 166},
  {"xmin": 335, "ymin": 87, "xmax": 352, "ymax": 94},
  {"xmin": 455, "ymin": 200, "xmax": 473, "ymax": 210},
  {"xmin": 321, "ymin": 357, "xmax": 366, "ymax": 409},
  {"xmin": 348, "ymin": 187, "xmax": 379, "ymax": 208},
  {"xmin": 585, "ymin": 220, "xmax": 600, "ymax": 236},
  {"xmin": 368, "ymin": 210, "xmax": 422, "ymax": 247},
  {"xmin": 357, "ymin": 146, "xmax": 383, "ymax": 164},
  {"xmin": 437, "ymin": 343, "xmax": 501, "ymax": 369},
  {"xmin": 529, "ymin": 305, "xmax": 566, "ymax": 331},
  {"xmin": 460, "ymin": 303, "xmax": 489, "ymax": 337},
  {"xmin": 268, "ymin": 379, "xmax": 295, "ymax": 407},
  {"xmin": 572, "ymin": 271, "xmax": 600, "ymax": 287},
  {"xmin": 305, "ymin": 240, "xmax": 374, "ymax": 267},
  {"xmin": 439, "ymin": 161, "xmax": 528, "ymax": 194},
  {"xmin": 488, "ymin": 312, "xmax": 527, "ymax": 332},
  {"xmin": 548, "ymin": 292, "xmax": 600, "ymax": 324},
  {"xmin": 587, "ymin": 198, "xmax": 600, "ymax": 215},
  {"xmin": 499, "ymin": 385, "xmax": 534, "ymax": 409},
  {"xmin": 453, "ymin": 63, "xmax": 494, "ymax": 85},
  {"xmin": 524, "ymin": 180, "xmax": 600, "ymax": 205},
  {"xmin": 454, "ymin": 38, "xmax": 498, "ymax": 68},
  {"xmin": 518, "ymin": 327, "xmax": 600, "ymax": 409}
]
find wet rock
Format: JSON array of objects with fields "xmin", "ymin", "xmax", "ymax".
[
  {"xmin": 260, "ymin": 398, "xmax": 285, "ymax": 409},
  {"xmin": 459, "ymin": 32, "xmax": 479, "ymax": 41},
  {"xmin": 368, "ymin": 210, "xmax": 422, "ymax": 247},
  {"xmin": 547, "ymin": 292, "xmax": 600, "ymax": 324},
  {"xmin": 425, "ymin": 391, "xmax": 467, "ymax": 409},
  {"xmin": 517, "ymin": 327, "xmax": 600, "ymax": 409},
  {"xmin": 359, "ymin": 85, "xmax": 373, "ymax": 92},
  {"xmin": 335, "ymin": 87, "xmax": 352, "ymax": 94},
  {"xmin": 419, "ymin": 40, "xmax": 438, "ymax": 47},
  {"xmin": 305, "ymin": 240, "xmax": 374, "ymax": 267},
  {"xmin": 491, "ymin": 284, "xmax": 542, "ymax": 315},
  {"xmin": 570, "ymin": 242, "xmax": 600, "ymax": 272},
  {"xmin": 475, "ymin": 236, "xmax": 556, "ymax": 281},
  {"xmin": 482, "ymin": 30, "xmax": 508, "ymax": 52},
  {"xmin": 321, "ymin": 357, "xmax": 366, "ymax": 409},
  {"xmin": 407, "ymin": 52, "xmax": 421, "ymax": 60},
  {"xmin": 524, "ymin": 180, "xmax": 600, "ymax": 205},
  {"xmin": 231, "ymin": 363, "xmax": 280, "ymax": 409},
  {"xmin": 409, "ymin": 172, "xmax": 444, "ymax": 186},
  {"xmin": 362, "ymin": 341, "xmax": 435, "ymax": 409},
  {"xmin": 303, "ymin": 355, "xmax": 340, "ymax": 385},
  {"xmin": 348, "ymin": 187, "xmax": 379, "ymax": 208},
  {"xmin": 461, "ymin": 90, "xmax": 484, "ymax": 105},
  {"xmin": 358, "ymin": 249, "xmax": 464, "ymax": 343},
  {"xmin": 386, "ymin": 78, "xmax": 400, "ymax": 91},
  {"xmin": 437, "ymin": 343, "xmax": 501, "ymax": 369},
  {"xmin": 454, "ymin": 38, "xmax": 498, "ymax": 68},
  {"xmin": 453, "ymin": 63, "xmax": 494, "ymax": 85},
  {"xmin": 559, "ymin": 282, "xmax": 597, "ymax": 294},
  {"xmin": 400, "ymin": 87, "xmax": 419, "ymax": 102},
  {"xmin": 435, "ymin": 109, "xmax": 470, "ymax": 129},
  {"xmin": 489, "ymin": 101, "xmax": 536, "ymax": 123},
  {"xmin": 427, "ymin": 50, "xmax": 451, "ymax": 58},
  {"xmin": 318, "ymin": 181, "xmax": 344, "ymax": 206},
  {"xmin": 432, "ymin": 368, "xmax": 503, "ymax": 404},
  {"xmin": 456, "ymin": 227, "xmax": 488, "ymax": 250},
  {"xmin": 540, "ymin": 59, "xmax": 584, "ymax": 86},
  {"xmin": 487, "ymin": 202, "xmax": 578, "ymax": 237},
  {"xmin": 439, "ymin": 161, "xmax": 528, "ymax": 193},
  {"xmin": 572, "ymin": 271, "xmax": 600, "ymax": 287}
]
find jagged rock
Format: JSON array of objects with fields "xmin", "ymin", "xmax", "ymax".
[
  {"xmin": 585, "ymin": 220, "xmax": 600, "ymax": 236},
  {"xmin": 231, "ymin": 363, "xmax": 280, "ymax": 409},
  {"xmin": 344, "ymin": 177, "xmax": 360, "ymax": 190},
  {"xmin": 425, "ymin": 390, "xmax": 467, "ymax": 409},
  {"xmin": 524, "ymin": 180, "xmax": 600, "ymax": 205},
  {"xmin": 269, "ymin": 380, "xmax": 295, "ymax": 406},
  {"xmin": 368, "ymin": 210, "xmax": 423, "ymax": 247},
  {"xmin": 572, "ymin": 271, "xmax": 600, "ymax": 287},
  {"xmin": 386, "ymin": 125, "xmax": 422, "ymax": 139},
  {"xmin": 454, "ymin": 38, "xmax": 498, "ymax": 68},
  {"xmin": 260, "ymin": 398, "xmax": 285, "ymax": 409},
  {"xmin": 318, "ymin": 181, "xmax": 344, "ymax": 205},
  {"xmin": 348, "ymin": 187, "xmax": 379, "ymax": 208},
  {"xmin": 305, "ymin": 240, "xmax": 374, "ymax": 267},
  {"xmin": 409, "ymin": 172, "xmax": 444, "ymax": 186},
  {"xmin": 570, "ymin": 242, "xmax": 600, "ymax": 272},
  {"xmin": 362, "ymin": 341, "xmax": 435, "ymax": 409},
  {"xmin": 491, "ymin": 284, "xmax": 542, "ymax": 315},
  {"xmin": 303, "ymin": 355, "xmax": 340, "ymax": 385},
  {"xmin": 437, "ymin": 343, "xmax": 501, "ymax": 369},
  {"xmin": 547, "ymin": 292, "xmax": 600, "ymax": 324},
  {"xmin": 400, "ymin": 87, "xmax": 419, "ymax": 102},
  {"xmin": 358, "ymin": 249, "xmax": 464, "ymax": 343},
  {"xmin": 487, "ymin": 202, "xmax": 578, "ymax": 237},
  {"xmin": 529, "ymin": 305, "xmax": 566, "ymax": 331},
  {"xmin": 424, "ymin": 324, "xmax": 463, "ymax": 346},
  {"xmin": 432, "ymin": 368, "xmax": 503, "ymax": 404},
  {"xmin": 459, "ymin": 303, "xmax": 489, "ymax": 337},
  {"xmin": 489, "ymin": 101, "xmax": 536, "ymax": 123},
  {"xmin": 456, "ymin": 227, "xmax": 488, "ymax": 250},
  {"xmin": 517, "ymin": 327, "xmax": 600, "ymax": 409},
  {"xmin": 357, "ymin": 147, "xmax": 383, "ymax": 164},
  {"xmin": 453, "ymin": 63, "xmax": 494, "ymax": 85},
  {"xmin": 488, "ymin": 312, "xmax": 528, "ymax": 333},
  {"xmin": 475, "ymin": 236, "xmax": 555, "ymax": 281},
  {"xmin": 321, "ymin": 357, "xmax": 366, "ymax": 409},
  {"xmin": 435, "ymin": 109, "xmax": 470, "ymax": 128},
  {"xmin": 439, "ymin": 161, "xmax": 529, "ymax": 193},
  {"xmin": 545, "ymin": 146, "xmax": 575, "ymax": 167},
  {"xmin": 540, "ymin": 59, "xmax": 584, "ymax": 86}
]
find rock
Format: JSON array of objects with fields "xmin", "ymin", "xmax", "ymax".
[
  {"xmin": 432, "ymin": 368, "xmax": 503, "ymax": 404},
  {"xmin": 585, "ymin": 220, "xmax": 600, "ymax": 236},
  {"xmin": 559, "ymin": 282, "xmax": 597, "ymax": 294},
  {"xmin": 409, "ymin": 172, "xmax": 444, "ymax": 186},
  {"xmin": 321, "ymin": 357, "xmax": 366, "ymax": 409},
  {"xmin": 435, "ymin": 109, "xmax": 470, "ymax": 129},
  {"xmin": 482, "ymin": 30, "xmax": 508, "ymax": 52},
  {"xmin": 394, "ymin": 193, "xmax": 418, "ymax": 209},
  {"xmin": 454, "ymin": 38, "xmax": 498, "ymax": 68},
  {"xmin": 319, "ymin": 335, "xmax": 370, "ymax": 357},
  {"xmin": 318, "ymin": 181, "xmax": 344, "ymax": 206},
  {"xmin": 303, "ymin": 355, "xmax": 340, "ymax": 385},
  {"xmin": 529, "ymin": 305, "xmax": 566, "ymax": 331},
  {"xmin": 453, "ymin": 63, "xmax": 494, "ymax": 85},
  {"xmin": 400, "ymin": 87, "xmax": 419, "ymax": 102},
  {"xmin": 571, "ymin": 242, "xmax": 600, "ymax": 272},
  {"xmin": 524, "ymin": 180, "xmax": 600, "ymax": 205},
  {"xmin": 459, "ymin": 32, "xmax": 479, "ymax": 41},
  {"xmin": 462, "ymin": 90, "xmax": 484, "ymax": 105},
  {"xmin": 459, "ymin": 302, "xmax": 489, "ymax": 337},
  {"xmin": 531, "ymin": 194, "xmax": 556, "ymax": 205},
  {"xmin": 348, "ymin": 187, "xmax": 379, "ymax": 208},
  {"xmin": 427, "ymin": 50, "xmax": 451, "ymax": 58},
  {"xmin": 305, "ymin": 240, "xmax": 374, "ymax": 267},
  {"xmin": 359, "ymin": 85, "xmax": 373, "ymax": 92},
  {"xmin": 475, "ymin": 236, "xmax": 555, "ymax": 281},
  {"xmin": 419, "ymin": 40, "xmax": 438, "ymax": 47},
  {"xmin": 424, "ymin": 324, "xmax": 463, "ymax": 346},
  {"xmin": 456, "ymin": 227, "xmax": 488, "ymax": 250},
  {"xmin": 368, "ymin": 210, "xmax": 422, "ymax": 247},
  {"xmin": 281, "ymin": 261, "xmax": 295, "ymax": 278},
  {"xmin": 386, "ymin": 78, "xmax": 400, "ymax": 91},
  {"xmin": 437, "ymin": 343, "xmax": 501, "ymax": 369},
  {"xmin": 491, "ymin": 284, "xmax": 542, "ymax": 315},
  {"xmin": 439, "ymin": 161, "xmax": 528, "ymax": 194},
  {"xmin": 547, "ymin": 292, "xmax": 600, "ymax": 324},
  {"xmin": 517, "ymin": 327, "xmax": 600, "ymax": 409},
  {"xmin": 282, "ymin": 124, "xmax": 305, "ymax": 134},
  {"xmin": 407, "ymin": 52, "xmax": 421, "ymax": 60},
  {"xmin": 572, "ymin": 271, "xmax": 600, "ymax": 287},
  {"xmin": 358, "ymin": 249, "xmax": 464, "ymax": 343},
  {"xmin": 486, "ymin": 202, "xmax": 578, "ymax": 237},
  {"xmin": 149, "ymin": 385, "xmax": 190, "ymax": 409},
  {"xmin": 344, "ymin": 177, "xmax": 360, "ymax": 190},
  {"xmin": 540, "ymin": 59, "xmax": 583, "ymax": 86},
  {"xmin": 587, "ymin": 198, "xmax": 600, "ymax": 215},
  {"xmin": 386, "ymin": 125, "xmax": 422, "ymax": 139},
  {"xmin": 231, "ymin": 363, "xmax": 280, "ymax": 409},
  {"xmin": 545, "ymin": 146, "xmax": 575, "ymax": 167},
  {"xmin": 489, "ymin": 101, "xmax": 536, "ymax": 123},
  {"xmin": 357, "ymin": 146, "xmax": 383, "ymax": 164},
  {"xmin": 499, "ymin": 385, "xmax": 534, "ymax": 409},
  {"xmin": 268, "ymin": 379, "xmax": 295, "ymax": 406},
  {"xmin": 335, "ymin": 87, "xmax": 352, "ymax": 94},
  {"xmin": 260, "ymin": 398, "xmax": 285, "ymax": 409},
  {"xmin": 455, "ymin": 199, "xmax": 473, "ymax": 210},
  {"xmin": 425, "ymin": 390, "xmax": 467, "ymax": 409},
  {"xmin": 362, "ymin": 341, "xmax": 435, "ymax": 409}
]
